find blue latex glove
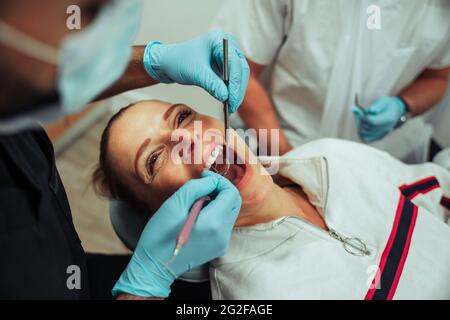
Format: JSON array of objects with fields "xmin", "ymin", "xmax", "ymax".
[
  {"xmin": 352, "ymin": 96, "xmax": 406, "ymax": 143},
  {"xmin": 112, "ymin": 171, "xmax": 241, "ymax": 298},
  {"xmin": 143, "ymin": 30, "xmax": 250, "ymax": 113}
]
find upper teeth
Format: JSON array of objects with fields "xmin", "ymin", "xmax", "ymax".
[{"xmin": 205, "ymin": 145, "xmax": 222, "ymax": 170}]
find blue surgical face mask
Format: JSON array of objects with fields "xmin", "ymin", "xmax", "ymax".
[{"xmin": 0, "ymin": 0, "xmax": 142, "ymax": 113}]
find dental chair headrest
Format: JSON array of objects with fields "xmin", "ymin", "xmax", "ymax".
[{"xmin": 109, "ymin": 200, "xmax": 209, "ymax": 283}]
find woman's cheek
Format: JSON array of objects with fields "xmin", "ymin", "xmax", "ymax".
[{"xmin": 154, "ymin": 163, "xmax": 200, "ymax": 196}]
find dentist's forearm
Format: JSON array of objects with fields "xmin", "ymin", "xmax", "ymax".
[
  {"xmin": 239, "ymin": 70, "xmax": 292, "ymax": 155},
  {"xmin": 96, "ymin": 46, "xmax": 158, "ymax": 100},
  {"xmin": 399, "ymin": 67, "xmax": 450, "ymax": 116}
]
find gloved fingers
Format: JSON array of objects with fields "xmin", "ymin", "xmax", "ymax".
[
  {"xmin": 210, "ymin": 31, "xmax": 249, "ymax": 113},
  {"xmin": 194, "ymin": 196, "xmax": 241, "ymax": 256},
  {"xmin": 366, "ymin": 119, "xmax": 395, "ymax": 132},
  {"xmin": 359, "ymin": 128, "xmax": 378, "ymax": 143},
  {"xmin": 196, "ymin": 65, "xmax": 229, "ymax": 103},
  {"xmin": 202, "ymin": 170, "xmax": 238, "ymax": 195},
  {"xmin": 174, "ymin": 173, "xmax": 224, "ymax": 205},
  {"xmin": 352, "ymin": 107, "xmax": 366, "ymax": 121},
  {"xmin": 367, "ymin": 98, "xmax": 389, "ymax": 115},
  {"xmin": 202, "ymin": 170, "xmax": 240, "ymax": 203},
  {"xmin": 150, "ymin": 174, "xmax": 222, "ymax": 227},
  {"xmin": 360, "ymin": 122, "xmax": 373, "ymax": 131},
  {"xmin": 225, "ymin": 35, "xmax": 250, "ymax": 112},
  {"xmin": 359, "ymin": 126, "xmax": 388, "ymax": 143},
  {"xmin": 200, "ymin": 171, "xmax": 241, "ymax": 221},
  {"xmin": 364, "ymin": 112, "xmax": 390, "ymax": 127}
]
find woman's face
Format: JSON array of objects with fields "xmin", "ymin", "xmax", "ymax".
[{"xmin": 108, "ymin": 100, "xmax": 273, "ymax": 214}]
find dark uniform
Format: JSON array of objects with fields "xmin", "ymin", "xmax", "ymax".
[
  {"xmin": 0, "ymin": 128, "xmax": 88, "ymax": 299},
  {"xmin": 0, "ymin": 127, "xmax": 209, "ymax": 299}
]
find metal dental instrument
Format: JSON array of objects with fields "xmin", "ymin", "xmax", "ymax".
[
  {"xmin": 354, "ymin": 93, "xmax": 368, "ymax": 115},
  {"xmin": 223, "ymin": 38, "xmax": 230, "ymax": 145},
  {"xmin": 222, "ymin": 38, "xmax": 231, "ymax": 173}
]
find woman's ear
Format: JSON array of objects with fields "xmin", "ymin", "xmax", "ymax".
[{"xmin": 91, "ymin": 164, "xmax": 113, "ymax": 198}]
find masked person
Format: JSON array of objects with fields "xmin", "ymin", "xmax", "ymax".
[
  {"xmin": 213, "ymin": 0, "xmax": 450, "ymax": 160},
  {"xmin": 0, "ymin": 0, "xmax": 249, "ymax": 299}
]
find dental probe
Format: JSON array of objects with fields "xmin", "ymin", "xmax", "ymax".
[
  {"xmin": 223, "ymin": 38, "xmax": 230, "ymax": 147},
  {"xmin": 171, "ymin": 195, "xmax": 209, "ymax": 259},
  {"xmin": 355, "ymin": 93, "xmax": 368, "ymax": 115}
]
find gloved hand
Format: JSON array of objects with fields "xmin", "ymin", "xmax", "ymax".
[
  {"xmin": 112, "ymin": 171, "xmax": 242, "ymax": 298},
  {"xmin": 143, "ymin": 30, "xmax": 250, "ymax": 113},
  {"xmin": 352, "ymin": 96, "xmax": 406, "ymax": 143}
]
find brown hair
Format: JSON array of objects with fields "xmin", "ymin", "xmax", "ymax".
[{"xmin": 92, "ymin": 103, "xmax": 148, "ymax": 212}]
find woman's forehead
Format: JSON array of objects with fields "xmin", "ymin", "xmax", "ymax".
[
  {"xmin": 108, "ymin": 101, "xmax": 169, "ymax": 160},
  {"xmin": 128, "ymin": 100, "xmax": 171, "ymax": 117},
  {"xmin": 114, "ymin": 101, "xmax": 170, "ymax": 132}
]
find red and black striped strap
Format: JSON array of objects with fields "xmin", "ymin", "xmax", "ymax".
[
  {"xmin": 399, "ymin": 176, "xmax": 440, "ymax": 200},
  {"xmin": 365, "ymin": 176, "xmax": 442, "ymax": 300},
  {"xmin": 365, "ymin": 195, "xmax": 418, "ymax": 300},
  {"xmin": 441, "ymin": 196, "xmax": 450, "ymax": 211}
]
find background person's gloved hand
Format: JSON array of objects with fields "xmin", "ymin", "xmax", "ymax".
[
  {"xmin": 112, "ymin": 171, "xmax": 241, "ymax": 298},
  {"xmin": 143, "ymin": 30, "xmax": 250, "ymax": 113},
  {"xmin": 352, "ymin": 96, "xmax": 407, "ymax": 143}
]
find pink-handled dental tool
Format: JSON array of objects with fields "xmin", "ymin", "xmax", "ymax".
[
  {"xmin": 172, "ymin": 195, "xmax": 209, "ymax": 259},
  {"xmin": 166, "ymin": 144, "xmax": 223, "ymax": 266}
]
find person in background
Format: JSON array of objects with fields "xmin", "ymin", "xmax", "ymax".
[{"xmin": 214, "ymin": 0, "xmax": 450, "ymax": 160}]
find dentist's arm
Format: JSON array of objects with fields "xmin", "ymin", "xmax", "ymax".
[
  {"xmin": 238, "ymin": 59, "xmax": 292, "ymax": 155},
  {"xmin": 99, "ymin": 46, "xmax": 158, "ymax": 98},
  {"xmin": 112, "ymin": 171, "xmax": 241, "ymax": 299},
  {"xmin": 99, "ymin": 30, "xmax": 250, "ymax": 113},
  {"xmin": 399, "ymin": 67, "xmax": 450, "ymax": 116}
]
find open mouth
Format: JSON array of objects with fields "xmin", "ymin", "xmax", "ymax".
[{"xmin": 205, "ymin": 145, "xmax": 247, "ymax": 187}]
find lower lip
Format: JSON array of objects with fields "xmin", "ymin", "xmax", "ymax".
[{"xmin": 234, "ymin": 163, "xmax": 252, "ymax": 190}]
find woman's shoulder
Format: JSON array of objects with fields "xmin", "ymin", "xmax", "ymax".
[{"xmin": 285, "ymin": 138, "xmax": 393, "ymax": 162}]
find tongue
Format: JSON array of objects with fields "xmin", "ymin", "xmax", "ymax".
[{"xmin": 214, "ymin": 163, "xmax": 245, "ymax": 185}]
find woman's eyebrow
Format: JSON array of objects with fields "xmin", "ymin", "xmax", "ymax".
[
  {"xmin": 163, "ymin": 103, "xmax": 185, "ymax": 121},
  {"xmin": 134, "ymin": 138, "xmax": 152, "ymax": 178}
]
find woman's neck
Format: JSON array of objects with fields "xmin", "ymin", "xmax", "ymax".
[{"xmin": 235, "ymin": 182, "xmax": 326, "ymax": 229}]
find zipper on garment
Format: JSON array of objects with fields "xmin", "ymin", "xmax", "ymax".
[
  {"xmin": 328, "ymin": 229, "xmax": 371, "ymax": 256},
  {"xmin": 321, "ymin": 157, "xmax": 371, "ymax": 257},
  {"xmin": 289, "ymin": 215, "xmax": 372, "ymax": 257}
]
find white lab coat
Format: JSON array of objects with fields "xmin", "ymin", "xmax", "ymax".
[
  {"xmin": 213, "ymin": 0, "xmax": 450, "ymax": 162},
  {"xmin": 209, "ymin": 139, "xmax": 450, "ymax": 299}
]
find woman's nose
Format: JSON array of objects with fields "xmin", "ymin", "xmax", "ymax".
[{"xmin": 169, "ymin": 128, "xmax": 202, "ymax": 163}]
